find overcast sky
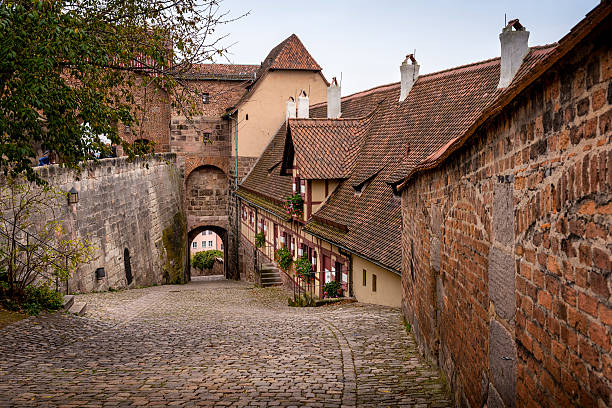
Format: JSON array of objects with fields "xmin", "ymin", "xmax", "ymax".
[{"xmin": 214, "ymin": 0, "xmax": 599, "ymax": 95}]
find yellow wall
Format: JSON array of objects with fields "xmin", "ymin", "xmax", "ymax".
[
  {"xmin": 235, "ymin": 70, "xmax": 327, "ymax": 158},
  {"xmin": 352, "ymin": 256, "xmax": 402, "ymax": 308},
  {"xmin": 311, "ymin": 180, "xmax": 326, "ymax": 201}
]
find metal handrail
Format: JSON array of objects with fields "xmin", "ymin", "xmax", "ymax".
[{"xmin": 0, "ymin": 217, "xmax": 70, "ymax": 293}]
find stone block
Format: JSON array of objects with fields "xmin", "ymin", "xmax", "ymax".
[
  {"xmin": 489, "ymin": 319, "xmax": 517, "ymax": 408},
  {"xmin": 493, "ymin": 182, "xmax": 514, "ymax": 246},
  {"xmin": 489, "ymin": 246, "xmax": 516, "ymax": 322}
]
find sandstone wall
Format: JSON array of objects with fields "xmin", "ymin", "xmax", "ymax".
[
  {"xmin": 401, "ymin": 24, "xmax": 611, "ymax": 408},
  {"xmin": 37, "ymin": 154, "xmax": 186, "ymax": 293},
  {"xmin": 191, "ymin": 258, "xmax": 224, "ymax": 277}
]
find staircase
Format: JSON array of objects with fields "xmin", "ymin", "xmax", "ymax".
[{"xmin": 260, "ymin": 262, "xmax": 283, "ymax": 287}]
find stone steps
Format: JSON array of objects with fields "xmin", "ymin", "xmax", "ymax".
[
  {"xmin": 67, "ymin": 302, "xmax": 87, "ymax": 316},
  {"xmin": 61, "ymin": 295, "xmax": 75, "ymax": 311},
  {"xmin": 260, "ymin": 266, "xmax": 282, "ymax": 287}
]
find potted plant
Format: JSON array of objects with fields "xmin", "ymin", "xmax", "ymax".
[
  {"xmin": 274, "ymin": 246, "xmax": 293, "ymax": 273},
  {"xmin": 295, "ymin": 256, "xmax": 314, "ymax": 282},
  {"xmin": 323, "ymin": 281, "xmax": 342, "ymax": 298},
  {"xmin": 255, "ymin": 231, "xmax": 265, "ymax": 248},
  {"xmin": 285, "ymin": 193, "xmax": 304, "ymax": 219}
]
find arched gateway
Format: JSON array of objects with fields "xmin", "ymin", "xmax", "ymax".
[{"xmin": 184, "ymin": 164, "xmax": 237, "ymax": 279}]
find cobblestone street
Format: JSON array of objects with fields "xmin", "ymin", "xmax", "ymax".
[{"xmin": 0, "ymin": 277, "xmax": 451, "ymax": 407}]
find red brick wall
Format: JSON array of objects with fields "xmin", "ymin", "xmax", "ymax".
[
  {"xmin": 402, "ymin": 25, "xmax": 611, "ymax": 407},
  {"xmin": 118, "ymin": 74, "xmax": 171, "ymax": 152}
]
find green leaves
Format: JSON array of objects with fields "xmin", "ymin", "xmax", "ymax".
[{"xmin": 0, "ymin": 0, "xmax": 242, "ymax": 184}]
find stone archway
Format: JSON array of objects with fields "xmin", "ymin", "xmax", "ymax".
[
  {"xmin": 188, "ymin": 225, "xmax": 229, "ymax": 279},
  {"xmin": 184, "ymin": 164, "xmax": 238, "ymax": 280}
]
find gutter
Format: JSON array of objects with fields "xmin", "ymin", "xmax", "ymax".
[{"xmin": 305, "ymin": 228, "xmax": 400, "ymax": 277}]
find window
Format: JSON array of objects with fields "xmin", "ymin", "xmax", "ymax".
[
  {"xmin": 202, "ymin": 93, "xmax": 210, "ymax": 104},
  {"xmin": 208, "ymin": 241, "xmax": 213, "ymax": 247},
  {"xmin": 202, "ymin": 231, "xmax": 206, "ymax": 236},
  {"xmin": 220, "ymin": 243, "xmax": 223, "ymax": 250},
  {"xmin": 372, "ymin": 274, "xmax": 377, "ymax": 292},
  {"xmin": 192, "ymin": 242, "xmax": 197, "ymax": 248},
  {"xmin": 246, "ymin": 114, "xmax": 249, "ymax": 120},
  {"xmin": 363, "ymin": 269, "xmax": 367, "ymax": 286}
]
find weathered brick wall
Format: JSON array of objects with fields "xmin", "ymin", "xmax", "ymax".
[
  {"xmin": 118, "ymin": 75, "xmax": 171, "ymax": 152},
  {"xmin": 36, "ymin": 154, "xmax": 186, "ymax": 293},
  {"xmin": 402, "ymin": 25, "xmax": 611, "ymax": 407}
]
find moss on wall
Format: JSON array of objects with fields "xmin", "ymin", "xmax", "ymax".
[{"xmin": 162, "ymin": 211, "xmax": 187, "ymax": 284}]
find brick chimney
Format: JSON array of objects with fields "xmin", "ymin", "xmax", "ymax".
[
  {"xmin": 498, "ymin": 19, "xmax": 529, "ymax": 88},
  {"xmin": 327, "ymin": 77, "xmax": 341, "ymax": 118},
  {"xmin": 297, "ymin": 90, "xmax": 309, "ymax": 118},
  {"xmin": 286, "ymin": 97, "xmax": 296, "ymax": 120},
  {"xmin": 399, "ymin": 54, "xmax": 419, "ymax": 102}
]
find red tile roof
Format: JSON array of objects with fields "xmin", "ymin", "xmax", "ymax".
[
  {"xmin": 238, "ymin": 7, "xmax": 609, "ymax": 272},
  {"xmin": 262, "ymin": 34, "xmax": 322, "ymax": 72},
  {"xmin": 394, "ymin": 1, "xmax": 612, "ymax": 189},
  {"xmin": 178, "ymin": 64, "xmax": 258, "ymax": 81},
  {"xmin": 284, "ymin": 115, "xmax": 374, "ymax": 179},
  {"xmin": 238, "ymin": 123, "xmax": 292, "ymax": 216}
]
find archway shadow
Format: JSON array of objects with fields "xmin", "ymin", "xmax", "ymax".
[{"xmin": 187, "ymin": 225, "xmax": 229, "ymax": 280}]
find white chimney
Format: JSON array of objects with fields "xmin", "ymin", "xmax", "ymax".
[
  {"xmin": 399, "ymin": 54, "xmax": 419, "ymax": 102},
  {"xmin": 327, "ymin": 77, "xmax": 341, "ymax": 118},
  {"xmin": 498, "ymin": 19, "xmax": 529, "ymax": 89},
  {"xmin": 286, "ymin": 97, "xmax": 296, "ymax": 120},
  {"xmin": 297, "ymin": 90, "xmax": 309, "ymax": 118}
]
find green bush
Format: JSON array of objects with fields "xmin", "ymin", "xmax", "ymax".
[
  {"xmin": 274, "ymin": 246, "xmax": 292, "ymax": 272},
  {"xmin": 254, "ymin": 231, "xmax": 265, "ymax": 248},
  {"xmin": 295, "ymin": 256, "xmax": 314, "ymax": 282},
  {"xmin": 192, "ymin": 250, "xmax": 223, "ymax": 271},
  {"xmin": 21, "ymin": 284, "xmax": 64, "ymax": 315},
  {"xmin": 323, "ymin": 281, "xmax": 342, "ymax": 298}
]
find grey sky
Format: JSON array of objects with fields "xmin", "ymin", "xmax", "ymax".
[{"xmin": 215, "ymin": 1, "xmax": 599, "ymax": 95}]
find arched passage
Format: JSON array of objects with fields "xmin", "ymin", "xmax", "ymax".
[{"xmin": 188, "ymin": 225, "xmax": 229, "ymax": 279}]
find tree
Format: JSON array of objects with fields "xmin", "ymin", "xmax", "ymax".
[
  {"xmin": 0, "ymin": 176, "xmax": 95, "ymax": 300},
  {"xmin": 192, "ymin": 249, "xmax": 222, "ymax": 271},
  {"xmin": 0, "ymin": 0, "xmax": 245, "ymax": 183}
]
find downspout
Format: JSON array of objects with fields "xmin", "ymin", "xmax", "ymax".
[
  {"xmin": 339, "ymin": 248, "xmax": 354, "ymax": 297},
  {"xmin": 230, "ymin": 113, "xmax": 240, "ymax": 280}
]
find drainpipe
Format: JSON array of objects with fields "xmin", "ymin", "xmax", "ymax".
[
  {"xmin": 339, "ymin": 248, "xmax": 354, "ymax": 297},
  {"xmin": 230, "ymin": 113, "xmax": 240, "ymax": 281}
]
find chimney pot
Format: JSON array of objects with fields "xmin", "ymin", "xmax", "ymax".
[
  {"xmin": 327, "ymin": 77, "xmax": 341, "ymax": 118},
  {"xmin": 498, "ymin": 19, "xmax": 530, "ymax": 88},
  {"xmin": 286, "ymin": 97, "xmax": 296, "ymax": 120},
  {"xmin": 399, "ymin": 54, "xmax": 419, "ymax": 102},
  {"xmin": 297, "ymin": 90, "xmax": 309, "ymax": 118}
]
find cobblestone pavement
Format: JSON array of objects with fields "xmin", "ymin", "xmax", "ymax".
[{"xmin": 0, "ymin": 277, "xmax": 452, "ymax": 407}]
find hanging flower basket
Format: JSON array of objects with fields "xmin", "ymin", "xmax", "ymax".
[{"xmin": 285, "ymin": 193, "xmax": 304, "ymax": 219}]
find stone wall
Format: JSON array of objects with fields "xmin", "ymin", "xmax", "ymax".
[
  {"xmin": 401, "ymin": 23, "xmax": 611, "ymax": 408},
  {"xmin": 238, "ymin": 233, "xmax": 256, "ymax": 282},
  {"xmin": 36, "ymin": 154, "xmax": 186, "ymax": 293},
  {"xmin": 118, "ymin": 75, "xmax": 171, "ymax": 153},
  {"xmin": 191, "ymin": 258, "xmax": 224, "ymax": 277}
]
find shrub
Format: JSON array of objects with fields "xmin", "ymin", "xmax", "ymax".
[
  {"xmin": 323, "ymin": 281, "xmax": 342, "ymax": 298},
  {"xmin": 254, "ymin": 231, "xmax": 265, "ymax": 248},
  {"xmin": 295, "ymin": 256, "xmax": 314, "ymax": 282},
  {"xmin": 21, "ymin": 284, "xmax": 63, "ymax": 315},
  {"xmin": 274, "ymin": 246, "xmax": 292, "ymax": 272},
  {"xmin": 192, "ymin": 250, "xmax": 223, "ymax": 271}
]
